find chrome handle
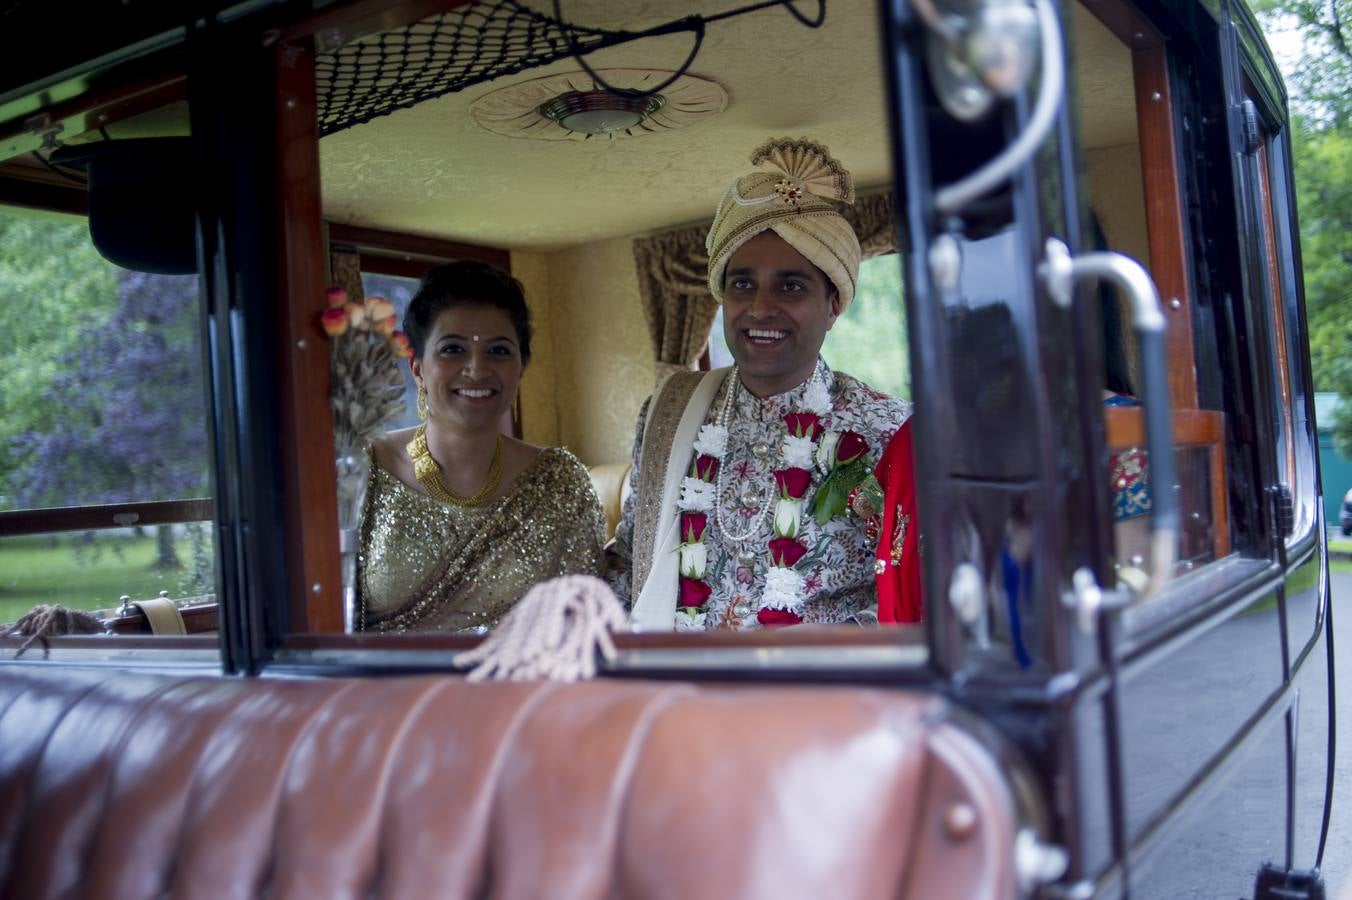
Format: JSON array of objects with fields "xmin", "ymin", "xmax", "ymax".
[{"xmin": 1042, "ymin": 238, "xmax": 1178, "ymax": 605}]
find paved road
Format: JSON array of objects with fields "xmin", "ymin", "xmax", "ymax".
[{"xmin": 1325, "ymin": 567, "xmax": 1350, "ymax": 897}]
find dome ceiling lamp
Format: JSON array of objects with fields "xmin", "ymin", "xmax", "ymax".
[{"xmin": 470, "ymin": 69, "xmax": 727, "ymax": 142}]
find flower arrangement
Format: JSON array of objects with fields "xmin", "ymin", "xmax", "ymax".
[{"xmin": 319, "ymin": 287, "xmax": 413, "ymax": 452}]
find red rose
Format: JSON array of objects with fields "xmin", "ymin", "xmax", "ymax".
[
  {"xmin": 768, "ymin": 536, "xmax": 807, "ymax": 567},
  {"xmin": 692, "ymin": 454, "xmax": 720, "ymax": 482},
  {"xmin": 837, "ymin": 431, "xmax": 869, "ymax": 463},
  {"xmin": 681, "ymin": 512, "xmax": 708, "ymax": 543},
  {"xmin": 678, "ymin": 577, "xmax": 713, "ymax": 608},
  {"xmin": 774, "ymin": 467, "xmax": 812, "ymax": 499},
  {"xmin": 757, "ymin": 608, "xmax": 803, "ymax": 627},
  {"xmin": 783, "ymin": 412, "xmax": 822, "ymax": 440}
]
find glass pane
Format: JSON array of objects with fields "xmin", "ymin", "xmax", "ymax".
[
  {"xmin": 0, "ymin": 524, "xmax": 215, "ymax": 622},
  {"xmin": 0, "ymin": 204, "xmax": 217, "ymax": 630},
  {"xmin": 1111, "ymin": 443, "xmax": 1219, "ymax": 582}
]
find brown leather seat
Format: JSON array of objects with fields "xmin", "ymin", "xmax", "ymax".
[
  {"xmin": 0, "ymin": 667, "xmax": 1021, "ymax": 899},
  {"xmin": 588, "ymin": 462, "xmax": 633, "ymax": 541}
]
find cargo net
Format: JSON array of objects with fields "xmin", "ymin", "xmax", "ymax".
[{"xmin": 315, "ymin": 0, "xmax": 823, "ymax": 137}]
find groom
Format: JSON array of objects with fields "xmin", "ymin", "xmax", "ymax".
[{"xmin": 607, "ymin": 138, "xmax": 911, "ymax": 631}]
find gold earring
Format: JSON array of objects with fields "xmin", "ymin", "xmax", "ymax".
[{"xmin": 416, "ymin": 384, "xmax": 428, "ymax": 420}]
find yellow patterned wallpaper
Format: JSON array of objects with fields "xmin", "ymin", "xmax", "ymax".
[{"xmin": 513, "ymin": 238, "xmax": 656, "ymax": 466}]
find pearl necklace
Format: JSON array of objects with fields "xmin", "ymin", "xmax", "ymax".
[
  {"xmin": 711, "ymin": 366, "xmax": 826, "ymax": 545},
  {"xmin": 712, "ymin": 369, "xmax": 772, "ymax": 544}
]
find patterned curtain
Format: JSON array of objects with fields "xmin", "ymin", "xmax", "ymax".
[
  {"xmin": 329, "ymin": 246, "xmax": 366, "ymax": 304},
  {"xmin": 630, "ymin": 191, "xmax": 900, "ymax": 386},
  {"xmin": 631, "ymin": 226, "xmax": 719, "ymax": 386}
]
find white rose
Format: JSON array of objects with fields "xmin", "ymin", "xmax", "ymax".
[
  {"xmin": 774, "ymin": 498, "xmax": 803, "ymax": 538},
  {"xmin": 678, "ymin": 541, "xmax": 708, "ymax": 578},
  {"xmin": 781, "ymin": 433, "xmax": 816, "ymax": 469},
  {"xmin": 816, "ymin": 431, "xmax": 841, "ymax": 472},
  {"xmin": 679, "ymin": 476, "xmax": 716, "ymax": 512}
]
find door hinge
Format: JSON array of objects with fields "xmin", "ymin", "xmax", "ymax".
[{"xmin": 1253, "ymin": 861, "xmax": 1325, "ymax": 899}]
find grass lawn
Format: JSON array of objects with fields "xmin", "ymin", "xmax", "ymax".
[{"xmin": 0, "ymin": 531, "xmax": 212, "ymax": 625}]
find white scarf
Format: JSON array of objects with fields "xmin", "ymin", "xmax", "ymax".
[{"xmin": 629, "ymin": 368, "xmax": 730, "ymax": 630}]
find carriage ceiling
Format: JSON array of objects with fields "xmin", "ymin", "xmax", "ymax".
[{"xmin": 236, "ymin": 1, "xmax": 1125, "ymax": 252}]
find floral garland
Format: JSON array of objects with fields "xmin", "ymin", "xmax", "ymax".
[{"xmin": 674, "ymin": 369, "xmax": 873, "ymax": 630}]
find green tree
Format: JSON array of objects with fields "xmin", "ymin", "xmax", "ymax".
[
  {"xmin": 0, "ymin": 209, "xmax": 118, "ymax": 509},
  {"xmin": 1248, "ymin": 0, "xmax": 1352, "ymax": 456}
]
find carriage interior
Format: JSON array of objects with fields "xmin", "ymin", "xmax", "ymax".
[{"xmin": 0, "ymin": 0, "xmax": 1253, "ymax": 645}]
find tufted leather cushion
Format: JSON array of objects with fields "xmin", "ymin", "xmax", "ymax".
[
  {"xmin": 588, "ymin": 462, "xmax": 633, "ymax": 541},
  {"xmin": 0, "ymin": 667, "xmax": 1020, "ymax": 899}
]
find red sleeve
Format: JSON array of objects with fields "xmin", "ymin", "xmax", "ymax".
[{"xmin": 874, "ymin": 420, "xmax": 923, "ymax": 624}]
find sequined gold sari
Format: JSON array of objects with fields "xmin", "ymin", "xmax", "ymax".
[{"xmin": 357, "ymin": 447, "xmax": 605, "ymax": 633}]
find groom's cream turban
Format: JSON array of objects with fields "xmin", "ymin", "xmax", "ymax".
[{"xmin": 705, "ymin": 137, "xmax": 860, "ymax": 310}]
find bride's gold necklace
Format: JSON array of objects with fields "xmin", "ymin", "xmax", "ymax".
[{"xmin": 406, "ymin": 425, "xmax": 503, "ymax": 507}]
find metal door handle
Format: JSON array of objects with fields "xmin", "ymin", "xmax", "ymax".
[{"xmin": 1042, "ymin": 238, "xmax": 1178, "ymax": 603}]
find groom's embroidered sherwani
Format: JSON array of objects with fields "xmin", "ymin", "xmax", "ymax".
[{"xmin": 608, "ymin": 359, "xmax": 910, "ymax": 630}]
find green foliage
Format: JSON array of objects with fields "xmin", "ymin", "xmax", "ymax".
[
  {"xmin": 0, "ymin": 210, "xmax": 118, "ymax": 507},
  {"xmin": 820, "ymin": 254, "xmax": 910, "ymax": 399},
  {"xmin": 1248, "ymin": 0, "xmax": 1352, "ymax": 456}
]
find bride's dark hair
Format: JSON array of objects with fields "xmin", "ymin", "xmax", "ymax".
[{"xmin": 403, "ymin": 260, "xmax": 534, "ymax": 363}]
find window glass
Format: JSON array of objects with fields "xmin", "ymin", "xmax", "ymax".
[
  {"xmin": 0, "ymin": 205, "xmax": 216, "ymax": 623},
  {"xmin": 1076, "ymin": 2, "xmax": 1257, "ymax": 580}
]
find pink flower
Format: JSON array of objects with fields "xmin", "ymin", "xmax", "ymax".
[
  {"xmin": 783, "ymin": 412, "xmax": 822, "ymax": 440},
  {"xmin": 681, "ymin": 512, "xmax": 708, "ymax": 543},
  {"xmin": 320, "ymin": 307, "xmax": 348, "ymax": 336},
  {"xmin": 837, "ymin": 431, "xmax": 869, "ymax": 463},
  {"xmin": 325, "ymin": 286, "xmax": 348, "ymax": 308},
  {"xmin": 388, "ymin": 331, "xmax": 413, "ymax": 360},
  {"xmin": 345, "ymin": 302, "xmax": 368, "ymax": 330},
  {"xmin": 732, "ymin": 459, "xmax": 757, "ymax": 480},
  {"xmin": 366, "ymin": 295, "xmax": 396, "ymax": 322},
  {"xmin": 372, "ymin": 315, "xmax": 396, "ymax": 336},
  {"xmin": 768, "ymin": 536, "xmax": 807, "ymax": 568},
  {"xmin": 678, "ymin": 577, "xmax": 712, "ymax": 608},
  {"xmin": 774, "ymin": 467, "xmax": 812, "ymax": 500}
]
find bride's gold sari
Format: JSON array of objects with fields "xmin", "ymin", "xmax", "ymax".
[{"xmin": 357, "ymin": 447, "xmax": 605, "ymax": 633}]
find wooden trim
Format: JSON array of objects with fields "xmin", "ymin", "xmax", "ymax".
[
  {"xmin": 0, "ymin": 159, "xmax": 88, "ymax": 216},
  {"xmin": 278, "ymin": 0, "xmax": 479, "ymax": 52},
  {"xmin": 1132, "ymin": 43, "xmax": 1199, "ymax": 411},
  {"xmin": 104, "ymin": 601, "xmax": 219, "ymax": 635},
  {"xmin": 1081, "ymin": 0, "xmax": 1163, "ymax": 49},
  {"xmin": 1255, "ymin": 140, "xmax": 1295, "ymax": 487},
  {"xmin": 0, "ymin": 74, "xmax": 186, "ymax": 166},
  {"xmin": 282, "ymin": 627, "xmax": 925, "ymax": 652},
  {"xmin": 0, "ymin": 499, "xmax": 212, "ymax": 536},
  {"xmin": 0, "ymin": 635, "xmax": 216, "ymax": 651},
  {"xmin": 1105, "ymin": 406, "xmax": 1229, "ymax": 557},
  {"xmin": 328, "ymin": 222, "xmax": 511, "ymax": 272},
  {"xmin": 275, "ymin": 41, "xmax": 344, "ymax": 634}
]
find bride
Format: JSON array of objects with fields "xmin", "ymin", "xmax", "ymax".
[{"xmin": 357, "ymin": 261, "xmax": 605, "ymax": 633}]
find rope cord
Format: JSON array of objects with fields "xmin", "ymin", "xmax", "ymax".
[{"xmin": 316, "ymin": 0, "xmax": 825, "ymax": 137}]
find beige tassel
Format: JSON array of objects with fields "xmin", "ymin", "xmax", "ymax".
[
  {"xmin": 453, "ymin": 575, "xmax": 628, "ymax": 682},
  {"xmin": 8, "ymin": 604, "xmax": 106, "ymax": 658}
]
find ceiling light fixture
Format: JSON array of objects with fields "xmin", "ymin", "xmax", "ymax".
[{"xmin": 538, "ymin": 90, "xmax": 666, "ymax": 135}]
